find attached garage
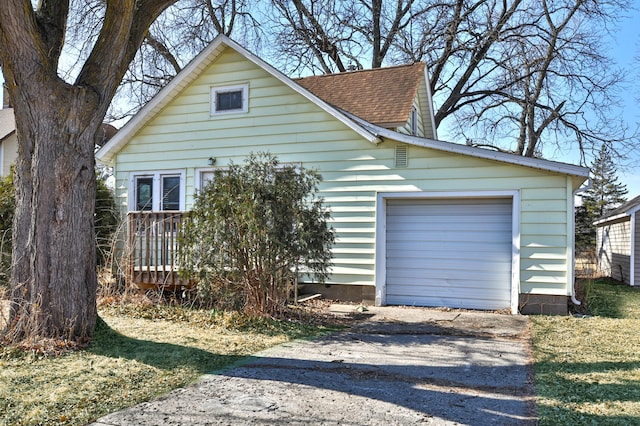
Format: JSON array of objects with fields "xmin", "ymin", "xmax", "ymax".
[{"xmin": 379, "ymin": 194, "xmax": 517, "ymax": 312}]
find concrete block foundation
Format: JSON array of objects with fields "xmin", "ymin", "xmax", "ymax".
[
  {"xmin": 299, "ymin": 285, "xmax": 570, "ymax": 315},
  {"xmin": 518, "ymin": 294, "xmax": 568, "ymax": 315}
]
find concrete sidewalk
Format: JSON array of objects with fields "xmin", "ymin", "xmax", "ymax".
[{"xmin": 92, "ymin": 306, "xmax": 535, "ymax": 425}]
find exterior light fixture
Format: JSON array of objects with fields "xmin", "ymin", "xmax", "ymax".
[{"xmin": 208, "ymin": 157, "xmax": 216, "ymax": 166}]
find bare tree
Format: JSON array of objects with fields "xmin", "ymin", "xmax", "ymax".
[
  {"xmin": 264, "ymin": 0, "xmax": 636, "ymax": 162},
  {"xmin": 0, "ymin": 0, "xmax": 178, "ymax": 346},
  {"xmin": 268, "ymin": 0, "xmax": 427, "ymax": 73},
  {"xmin": 107, "ymin": 0, "xmax": 261, "ymax": 120}
]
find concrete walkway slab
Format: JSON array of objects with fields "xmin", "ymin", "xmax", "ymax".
[{"xmin": 92, "ymin": 307, "xmax": 536, "ymax": 425}]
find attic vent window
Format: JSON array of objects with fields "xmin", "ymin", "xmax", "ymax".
[
  {"xmin": 211, "ymin": 84, "xmax": 248, "ymax": 115},
  {"xmin": 395, "ymin": 144, "xmax": 408, "ymax": 168}
]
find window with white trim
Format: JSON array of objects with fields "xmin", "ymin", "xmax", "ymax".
[
  {"xmin": 210, "ymin": 84, "xmax": 248, "ymax": 115},
  {"xmin": 195, "ymin": 163, "xmax": 302, "ymax": 193},
  {"xmin": 195, "ymin": 168, "xmax": 216, "ymax": 192},
  {"xmin": 130, "ymin": 171, "xmax": 185, "ymax": 211}
]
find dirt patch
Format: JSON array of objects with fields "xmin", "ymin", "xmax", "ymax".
[{"xmin": 332, "ymin": 304, "xmax": 530, "ymax": 339}]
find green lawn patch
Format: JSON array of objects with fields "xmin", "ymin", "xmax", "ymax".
[
  {"xmin": 0, "ymin": 303, "xmax": 339, "ymax": 426},
  {"xmin": 532, "ymin": 279, "xmax": 640, "ymax": 425}
]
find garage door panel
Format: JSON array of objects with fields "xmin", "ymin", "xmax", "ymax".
[
  {"xmin": 385, "ymin": 197, "xmax": 512, "ymax": 310},
  {"xmin": 388, "ymin": 294, "xmax": 510, "ymax": 310},
  {"xmin": 386, "ymin": 265, "xmax": 510, "ymax": 281},
  {"xmin": 387, "ymin": 245, "xmax": 511, "ymax": 265},
  {"xmin": 388, "ymin": 218, "xmax": 511, "ymax": 233},
  {"xmin": 387, "ymin": 284, "xmax": 510, "ymax": 302},
  {"xmin": 387, "ymin": 230, "xmax": 511, "ymax": 243},
  {"xmin": 386, "ymin": 257, "xmax": 511, "ymax": 273},
  {"xmin": 388, "ymin": 215, "xmax": 511, "ymax": 227},
  {"xmin": 386, "ymin": 239, "xmax": 511, "ymax": 253}
]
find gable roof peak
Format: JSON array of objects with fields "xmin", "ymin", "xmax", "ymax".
[{"xmin": 97, "ymin": 34, "xmax": 382, "ymax": 163}]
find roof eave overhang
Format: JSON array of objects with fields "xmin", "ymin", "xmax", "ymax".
[
  {"xmin": 97, "ymin": 35, "xmax": 380, "ymax": 163},
  {"xmin": 0, "ymin": 129, "xmax": 15, "ymax": 142},
  {"xmin": 594, "ymin": 203, "xmax": 640, "ymax": 226},
  {"xmin": 594, "ymin": 213, "xmax": 631, "ymax": 226},
  {"xmin": 346, "ymin": 115, "xmax": 589, "ymax": 179}
]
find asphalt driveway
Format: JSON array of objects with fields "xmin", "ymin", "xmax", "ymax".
[{"xmin": 92, "ymin": 306, "xmax": 536, "ymax": 425}]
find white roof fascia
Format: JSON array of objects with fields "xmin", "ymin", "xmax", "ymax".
[
  {"xmin": 625, "ymin": 203, "xmax": 640, "ymax": 216},
  {"xmin": 345, "ymin": 113, "xmax": 589, "ymax": 178},
  {"xmin": 594, "ymin": 213, "xmax": 630, "ymax": 226},
  {"xmin": 97, "ymin": 35, "xmax": 379, "ymax": 163},
  {"xmin": 594, "ymin": 202, "xmax": 640, "ymax": 226},
  {"xmin": 421, "ymin": 67, "xmax": 438, "ymax": 140}
]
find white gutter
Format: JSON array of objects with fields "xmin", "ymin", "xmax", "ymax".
[
  {"xmin": 631, "ymin": 211, "xmax": 636, "ymax": 287},
  {"xmin": 344, "ymin": 113, "xmax": 590, "ymax": 178},
  {"xmin": 593, "ymin": 213, "xmax": 629, "ymax": 226}
]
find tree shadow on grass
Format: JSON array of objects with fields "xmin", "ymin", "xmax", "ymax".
[
  {"xmin": 87, "ymin": 316, "xmax": 241, "ymax": 374},
  {"xmin": 586, "ymin": 278, "xmax": 640, "ymax": 318},
  {"xmin": 536, "ymin": 360, "xmax": 640, "ymax": 425},
  {"xmin": 537, "ymin": 404, "xmax": 640, "ymax": 426}
]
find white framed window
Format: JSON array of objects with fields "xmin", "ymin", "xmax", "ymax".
[
  {"xmin": 129, "ymin": 170, "xmax": 185, "ymax": 211},
  {"xmin": 195, "ymin": 162, "xmax": 302, "ymax": 193},
  {"xmin": 195, "ymin": 168, "xmax": 217, "ymax": 192},
  {"xmin": 210, "ymin": 84, "xmax": 248, "ymax": 115}
]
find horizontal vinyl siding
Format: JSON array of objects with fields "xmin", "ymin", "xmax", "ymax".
[
  {"xmin": 635, "ymin": 214, "xmax": 640, "ymax": 286},
  {"xmin": 597, "ymin": 219, "xmax": 631, "ymax": 284},
  {"xmin": 417, "ymin": 80, "xmax": 435, "ymax": 139},
  {"xmin": 1, "ymin": 133, "xmax": 17, "ymax": 177},
  {"xmin": 115, "ymin": 47, "xmax": 574, "ymax": 296}
]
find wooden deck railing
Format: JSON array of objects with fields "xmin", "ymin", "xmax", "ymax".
[{"xmin": 127, "ymin": 211, "xmax": 190, "ymax": 289}]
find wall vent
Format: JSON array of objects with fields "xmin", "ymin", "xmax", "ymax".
[{"xmin": 395, "ymin": 144, "xmax": 408, "ymax": 168}]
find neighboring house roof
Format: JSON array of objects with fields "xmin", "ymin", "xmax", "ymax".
[
  {"xmin": 96, "ymin": 34, "xmax": 589, "ymax": 182},
  {"xmin": 97, "ymin": 123, "xmax": 118, "ymax": 147},
  {"xmin": 0, "ymin": 108, "xmax": 16, "ymax": 141},
  {"xmin": 296, "ymin": 63, "xmax": 426, "ymax": 128},
  {"xmin": 594, "ymin": 195, "xmax": 640, "ymax": 225}
]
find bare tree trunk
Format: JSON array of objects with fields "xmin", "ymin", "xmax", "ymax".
[
  {"xmin": 0, "ymin": 0, "xmax": 178, "ymax": 346},
  {"xmin": 6, "ymin": 82, "xmax": 100, "ymax": 344}
]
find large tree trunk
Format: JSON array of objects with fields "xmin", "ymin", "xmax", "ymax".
[
  {"xmin": 5, "ymin": 82, "xmax": 101, "ymax": 344},
  {"xmin": 0, "ymin": 0, "xmax": 179, "ymax": 346}
]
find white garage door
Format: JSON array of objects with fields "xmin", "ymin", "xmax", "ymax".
[{"xmin": 385, "ymin": 198, "xmax": 513, "ymax": 310}]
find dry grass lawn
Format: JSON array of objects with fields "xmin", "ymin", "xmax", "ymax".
[
  {"xmin": 532, "ymin": 279, "xmax": 640, "ymax": 425},
  {"xmin": 0, "ymin": 303, "xmax": 339, "ymax": 426}
]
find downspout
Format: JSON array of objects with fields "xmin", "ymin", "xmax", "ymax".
[
  {"xmin": 630, "ymin": 211, "xmax": 635, "ymax": 287},
  {"xmin": 570, "ymin": 178, "xmax": 592, "ymax": 306}
]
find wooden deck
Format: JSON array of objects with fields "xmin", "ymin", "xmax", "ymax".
[{"xmin": 127, "ymin": 211, "xmax": 192, "ymax": 290}]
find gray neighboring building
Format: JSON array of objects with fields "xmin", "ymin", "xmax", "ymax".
[{"xmin": 594, "ymin": 195, "xmax": 640, "ymax": 285}]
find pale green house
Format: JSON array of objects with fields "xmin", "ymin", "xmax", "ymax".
[{"xmin": 97, "ymin": 35, "xmax": 589, "ymax": 315}]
